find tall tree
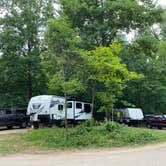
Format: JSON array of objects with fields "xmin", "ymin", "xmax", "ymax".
[
  {"xmin": 81, "ymin": 43, "xmax": 138, "ymax": 120},
  {"xmin": 0, "ymin": 0, "xmax": 56, "ymax": 107},
  {"xmin": 45, "ymin": 18, "xmax": 85, "ymax": 129}
]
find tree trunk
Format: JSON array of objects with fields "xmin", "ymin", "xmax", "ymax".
[
  {"xmin": 64, "ymin": 92, "xmax": 68, "ymax": 130},
  {"xmin": 28, "ymin": 61, "xmax": 32, "ymax": 99},
  {"xmin": 61, "ymin": 64, "xmax": 68, "ymax": 135},
  {"xmin": 91, "ymin": 86, "xmax": 95, "ymax": 126},
  {"xmin": 111, "ymin": 108, "xmax": 114, "ymax": 121},
  {"xmin": 105, "ymin": 109, "xmax": 110, "ymax": 121}
]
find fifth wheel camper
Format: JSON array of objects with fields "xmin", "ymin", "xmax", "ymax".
[{"xmin": 27, "ymin": 95, "xmax": 92, "ymax": 128}]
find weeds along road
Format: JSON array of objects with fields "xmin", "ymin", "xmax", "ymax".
[{"xmin": 0, "ymin": 143, "xmax": 166, "ymax": 166}]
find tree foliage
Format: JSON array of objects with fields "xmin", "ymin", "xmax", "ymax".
[
  {"xmin": 59, "ymin": 0, "xmax": 163, "ymax": 49},
  {"xmin": 0, "ymin": 0, "xmax": 165, "ymax": 117},
  {"xmin": 0, "ymin": 0, "xmax": 56, "ymax": 107},
  {"xmin": 81, "ymin": 43, "xmax": 138, "ymax": 119},
  {"xmin": 120, "ymin": 33, "xmax": 166, "ymax": 113},
  {"xmin": 45, "ymin": 18, "xmax": 85, "ymax": 128}
]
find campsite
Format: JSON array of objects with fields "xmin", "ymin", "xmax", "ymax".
[{"xmin": 1, "ymin": 0, "xmax": 166, "ymax": 165}]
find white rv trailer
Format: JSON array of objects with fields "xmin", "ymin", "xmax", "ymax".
[
  {"xmin": 123, "ymin": 108, "xmax": 144, "ymax": 121},
  {"xmin": 27, "ymin": 95, "xmax": 92, "ymax": 127},
  {"xmin": 114, "ymin": 108, "xmax": 144, "ymax": 126}
]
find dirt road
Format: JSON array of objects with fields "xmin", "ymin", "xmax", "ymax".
[
  {"xmin": 0, "ymin": 128, "xmax": 28, "ymax": 135},
  {"xmin": 0, "ymin": 143, "xmax": 166, "ymax": 166}
]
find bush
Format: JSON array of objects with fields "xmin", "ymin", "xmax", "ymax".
[
  {"xmin": 83, "ymin": 119, "xmax": 102, "ymax": 127},
  {"xmin": 122, "ymin": 132, "xmax": 158, "ymax": 144},
  {"xmin": 83, "ymin": 119, "xmax": 94, "ymax": 127},
  {"xmin": 112, "ymin": 128, "xmax": 159, "ymax": 146},
  {"xmin": 104, "ymin": 121, "xmax": 122, "ymax": 132}
]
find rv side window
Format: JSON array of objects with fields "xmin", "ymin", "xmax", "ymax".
[
  {"xmin": 84, "ymin": 104, "xmax": 91, "ymax": 113},
  {"xmin": 33, "ymin": 103, "xmax": 41, "ymax": 109},
  {"xmin": 67, "ymin": 102, "xmax": 72, "ymax": 108},
  {"xmin": 76, "ymin": 102, "xmax": 82, "ymax": 109},
  {"xmin": 58, "ymin": 104, "xmax": 63, "ymax": 111}
]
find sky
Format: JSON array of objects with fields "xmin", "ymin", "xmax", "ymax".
[{"xmin": 158, "ymin": 0, "xmax": 166, "ymax": 6}]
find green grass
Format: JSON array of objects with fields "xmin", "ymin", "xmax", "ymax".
[
  {"xmin": 22, "ymin": 122, "xmax": 166, "ymax": 150},
  {"xmin": 0, "ymin": 133, "xmax": 31, "ymax": 154},
  {"xmin": 0, "ymin": 122, "xmax": 166, "ymax": 154}
]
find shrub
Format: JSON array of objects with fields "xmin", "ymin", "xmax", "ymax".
[
  {"xmin": 104, "ymin": 121, "xmax": 122, "ymax": 132},
  {"xmin": 83, "ymin": 119, "xmax": 94, "ymax": 127},
  {"xmin": 117, "ymin": 129, "xmax": 158, "ymax": 145}
]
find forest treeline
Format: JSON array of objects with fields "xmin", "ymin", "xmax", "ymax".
[{"xmin": 0, "ymin": 0, "xmax": 166, "ymax": 115}]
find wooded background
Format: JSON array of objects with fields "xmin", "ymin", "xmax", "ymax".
[{"xmin": 0, "ymin": 0, "xmax": 166, "ymax": 115}]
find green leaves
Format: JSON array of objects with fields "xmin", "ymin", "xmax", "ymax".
[
  {"xmin": 46, "ymin": 19, "xmax": 80, "ymax": 54},
  {"xmin": 63, "ymin": 79, "xmax": 85, "ymax": 96},
  {"xmin": 0, "ymin": 0, "xmax": 55, "ymax": 107},
  {"xmin": 45, "ymin": 18, "xmax": 85, "ymax": 99},
  {"xmin": 84, "ymin": 43, "xmax": 138, "ymax": 85},
  {"xmin": 80, "ymin": 43, "xmax": 138, "ymax": 118},
  {"xmin": 0, "ymin": 0, "xmax": 165, "ymax": 116},
  {"xmin": 60, "ymin": 0, "xmax": 163, "ymax": 49},
  {"xmin": 120, "ymin": 32, "xmax": 166, "ymax": 114},
  {"xmin": 48, "ymin": 72, "xmax": 85, "ymax": 96}
]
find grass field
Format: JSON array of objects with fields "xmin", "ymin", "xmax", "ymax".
[{"xmin": 0, "ymin": 122, "xmax": 166, "ymax": 154}]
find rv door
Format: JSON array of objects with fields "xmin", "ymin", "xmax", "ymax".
[{"xmin": 67, "ymin": 101, "xmax": 75, "ymax": 119}]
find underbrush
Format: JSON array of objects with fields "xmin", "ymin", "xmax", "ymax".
[{"xmin": 22, "ymin": 121, "xmax": 164, "ymax": 150}]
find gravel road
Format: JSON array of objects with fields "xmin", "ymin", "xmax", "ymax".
[
  {"xmin": 0, "ymin": 143, "xmax": 166, "ymax": 166},
  {"xmin": 0, "ymin": 128, "xmax": 28, "ymax": 135}
]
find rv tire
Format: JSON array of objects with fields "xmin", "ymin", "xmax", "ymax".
[
  {"xmin": 48, "ymin": 123, "xmax": 52, "ymax": 128},
  {"xmin": 31, "ymin": 122, "xmax": 39, "ymax": 129},
  {"xmin": 7, "ymin": 126, "xmax": 13, "ymax": 129},
  {"xmin": 147, "ymin": 124, "xmax": 152, "ymax": 129},
  {"xmin": 158, "ymin": 126, "xmax": 162, "ymax": 130}
]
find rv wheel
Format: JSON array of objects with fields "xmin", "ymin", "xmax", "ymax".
[
  {"xmin": 158, "ymin": 126, "xmax": 162, "ymax": 130},
  {"xmin": 7, "ymin": 126, "xmax": 13, "ymax": 129},
  {"xmin": 147, "ymin": 124, "xmax": 152, "ymax": 129},
  {"xmin": 31, "ymin": 122, "xmax": 39, "ymax": 129},
  {"xmin": 48, "ymin": 123, "xmax": 52, "ymax": 128}
]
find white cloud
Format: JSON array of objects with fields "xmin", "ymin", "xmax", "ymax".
[{"xmin": 157, "ymin": 0, "xmax": 166, "ymax": 6}]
